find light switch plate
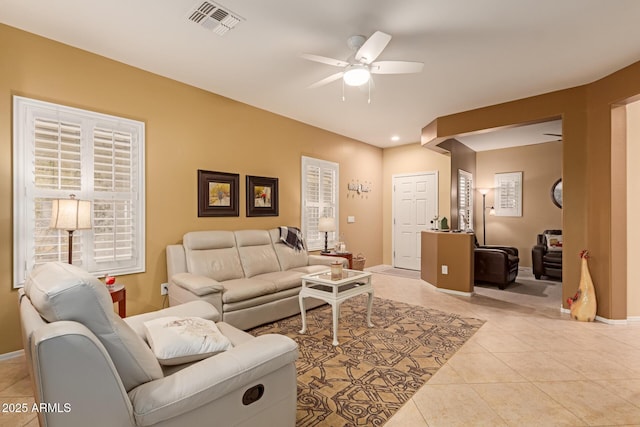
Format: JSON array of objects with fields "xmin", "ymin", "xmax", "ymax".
[
  {"xmin": 347, "ymin": 216, "xmax": 355, "ymax": 223},
  {"xmin": 441, "ymin": 265, "xmax": 448, "ymax": 275}
]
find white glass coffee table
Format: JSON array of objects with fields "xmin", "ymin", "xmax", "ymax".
[{"xmin": 299, "ymin": 269, "xmax": 373, "ymax": 346}]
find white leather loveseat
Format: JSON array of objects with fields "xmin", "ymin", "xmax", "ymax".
[{"xmin": 166, "ymin": 228, "xmax": 346, "ymax": 330}]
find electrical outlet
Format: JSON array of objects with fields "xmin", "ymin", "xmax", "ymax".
[
  {"xmin": 441, "ymin": 265, "xmax": 448, "ymax": 275},
  {"xmin": 160, "ymin": 283, "xmax": 169, "ymax": 296}
]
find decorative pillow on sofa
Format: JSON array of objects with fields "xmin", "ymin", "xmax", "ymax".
[
  {"xmin": 545, "ymin": 234, "xmax": 563, "ymax": 252},
  {"xmin": 143, "ymin": 316, "xmax": 233, "ymax": 365}
]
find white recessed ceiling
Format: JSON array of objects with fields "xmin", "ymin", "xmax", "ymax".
[
  {"xmin": 1, "ymin": 0, "xmax": 639, "ymax": 148},
  {"xmin": 456, "ymin": 120, "xmax": 562, "ymax": 152}
]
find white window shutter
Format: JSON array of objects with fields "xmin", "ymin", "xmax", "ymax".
[
  {"xmin": 301, "ymin": 157, "xmax": 339, "ymax": 251},
  {"xmin": 458, "ymin": 169, "xmax": 473, "ymax": 230},
  {"xmin": 13, "ymin": 96, "xmax": 145, "ymax": 287},
  {"xmin": 494, "ymin": 172, "xmax": 523, "ymax": 217}
]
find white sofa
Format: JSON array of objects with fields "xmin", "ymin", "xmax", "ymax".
[{"xmin": 166, "ymin": 228, "xmax": 346, "ymax": 330}]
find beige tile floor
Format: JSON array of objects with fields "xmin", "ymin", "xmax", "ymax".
[
  {"xmin": 377, "ymin": 269, "xmax": 640, "ymax": 427},
  {"xmin": 1, "ymin": 268, "xmax": 639, "ymax": 426}
]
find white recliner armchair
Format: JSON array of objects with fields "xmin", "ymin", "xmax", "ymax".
[{"xmin": 18, "ymin": 262, "xmax": 298, "ymax": 427}]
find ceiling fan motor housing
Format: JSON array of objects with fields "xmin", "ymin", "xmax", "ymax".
[{"xmin": 347, "ymin": 35, "xmax": 366, "ymax": 51}]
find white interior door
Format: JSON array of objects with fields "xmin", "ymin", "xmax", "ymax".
[{"xmin": 393, "ymin": 172, "xmax": 438, "ymax": 270}]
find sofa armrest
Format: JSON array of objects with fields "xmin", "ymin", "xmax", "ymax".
[
  {"xmin": 478, "ymin": 245, "xmax": 518, "ymax": 257},
  {"xmin": 308, "ymin": 254, "xmax": 348, "ymax": 267},
  {"xmin": 171, "ymin": 272, "xmax": 224, "ymax": 296},
  {"xmin": 475, "ymin": 248, "xmax": 509, "ymax": 265},
  {"xmin": 124, "ymin": 301, "xmax": 221, "ymax": 339},
  {"xmin": 532, "ymin": 244, "xmax": 546, "ymax": 276},
  {"xmin": 128, "ymin": 334, "xmax": 298, "ymax": 426}
]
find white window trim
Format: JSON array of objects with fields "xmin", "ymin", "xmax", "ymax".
[
  {"xmin": 13, "ymin": 96, "xmax": 145, "ymax": 287},
  {"xmin": 301, "ymin": 156, "xmax": 339, "ymax": 251},
  {"xmin": 494, "ymin": 171, "xmax": 523, "ymax": 217}
]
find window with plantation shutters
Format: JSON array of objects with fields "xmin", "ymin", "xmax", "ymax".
[
  {"xmin": 458, "ymin": 169, "xmax": 473, "ymax": 230},
  {"xmin": 12, "ymin": 96, "xmax": 145, "ymax": 287},
  {"xmin": 494, "ymin": 171, "xmax": 523, "ymax": 217},
  {"xmin": 301, "ymin": 156, "xmax": 339, "ymax": 251}
]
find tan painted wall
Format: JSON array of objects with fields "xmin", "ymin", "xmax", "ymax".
[
  {"xmin": 423, "ymin": 58, "xmax": 640, "ymax": 319},
  {"xmin": 475, "ymin": 142, "xmax": 563, "ymax": 266},
  {"xmin": 381, "ymin": 143, "xmax": 451, "ymax": 266},
  {"xmin": 627, "ymin": 101, "xmax": 640, "ymax": 317},
  {"xmin": 0, "ymin": 24, "xmax": 383, "ymax": 354}
]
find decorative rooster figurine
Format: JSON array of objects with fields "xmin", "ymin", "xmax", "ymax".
[{"xmin": 566, "ymin": 250, "xmax": 597, "ymax": 321}]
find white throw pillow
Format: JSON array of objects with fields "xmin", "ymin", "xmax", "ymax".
[
  {"xmin": 143, "ymin": 316, "xmax": 233, "ymax": 365},
  {"xmin": 545, "ymin": 234, "xmax": 563, "ymax": 252}
]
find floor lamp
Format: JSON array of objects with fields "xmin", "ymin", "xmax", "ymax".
[
  {"xmin": 318, "ymin": 216, "xmax": 335, "ymax": 253},
  {"xmin": 50, "ymin": 194, "xmax": 92, "ymax": 264},
  {"xmin": 478, "ymin": 189, "xmax": 490, "ymax": 245}
]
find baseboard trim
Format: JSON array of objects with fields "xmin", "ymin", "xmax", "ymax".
[
  {"xmin": 437, "ymin": 288, "xmax": 474, "ymax": 297},
  {"xmin": 0, "ymin": 349, "xmax": 24, "ymax": 361},
  {"xmin": 560, "ymin": 307, "xmax": 634, "ymax": 324}
]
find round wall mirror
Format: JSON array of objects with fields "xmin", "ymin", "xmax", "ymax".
[{"xmin": 551, "ymin": 178, "xmax": 562, "ymax": 208}]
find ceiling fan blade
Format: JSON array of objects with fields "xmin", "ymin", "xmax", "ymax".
[
  {"xmin": 355, "ymin": 31, "xmax": 391, "ymax": 64},
  {"xmin": 307, "ymin": 72, "xmax": 344, "ymax": 89},
  {"xmin": 301, "ymin": 53, "xmax": 349, "ymax": 68},
  {"xmin": 370, "ymin": 61, "xmax": 424, "ymax": 74},
  {"xmin": 544, "ymin": 133, "xmax": 563, "ymax": 137}
]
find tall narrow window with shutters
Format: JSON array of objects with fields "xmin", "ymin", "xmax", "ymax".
[
  {"xmin": 12, "ymin": 96, "xmax": 145, "ymax": 287},
  {"xmin": 301, "ymin": 156, "xmax": 339, "ymax": 251},
  {"xmin": 458, "ymin": 169, "xmax": 473, "ymax": 231}
]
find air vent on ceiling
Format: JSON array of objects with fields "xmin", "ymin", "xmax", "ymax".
[{"xmin": 187, "ymin": 1, "xmax": 244, "ymax": 36}]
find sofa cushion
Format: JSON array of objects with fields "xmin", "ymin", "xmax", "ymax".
[
  {"xmin": 253, "ymin": 270, "xmax": 305, "ymax": 292},
  {"xmin": 183, "ymin": 231, "xmax": 244, "ymax": 281},
  {"xmin": 221, "ymin": 278, "xmax": 277, "ymax": 303},
  {"xmin": 290, "ymin": 265, "xmax": 332, "ymax": 275},
  {"xmin": 235, "ymin": 230, "xmax": 281, "ymax": 277},
  {"xmin": 24, "ymin": 262, "xmax": 163, "ymax": 391},
  {"xmin": 269, "ymin": 228, "xmax": 309, "ymax": 270},
  {"xmin": 143, "ymin": 316, "xmax": 233, "ymax": 365}
]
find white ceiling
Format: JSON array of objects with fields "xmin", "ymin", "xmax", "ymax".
[
  {"xmin": 456, "ymin": 120, "xmax": 562, "ymax": 152},
  {"xmin": 1, "ymin": 0, "xmax": 639, "ymax": 149}
]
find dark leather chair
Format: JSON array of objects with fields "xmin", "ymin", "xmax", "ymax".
[
  {"xmin": 473, "ymin": 236, "xmax": 520, "ymax": 290},
  {"xmin": 532, "ymin": 229, "xmax": 562, "ymax": 280}
]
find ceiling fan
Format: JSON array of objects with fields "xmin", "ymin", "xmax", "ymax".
[{"xmin": 302, "ymin": 31, "xmax": 423, "ymax": 99}]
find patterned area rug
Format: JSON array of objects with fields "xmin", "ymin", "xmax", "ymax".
[{"xmin": 250, "ymin": 296, "xmax": 485, "ymax": 426}]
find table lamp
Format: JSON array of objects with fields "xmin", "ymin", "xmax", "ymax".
[
  {"xmin": 50, "ymin": 194, "xmax": 92, "ymax": 264},
  {"xmin": 318, "ymin": 216, "xmax": 335, "ymax": 253}
]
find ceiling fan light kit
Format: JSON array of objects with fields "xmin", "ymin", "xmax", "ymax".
[
  {"xmin": 302, "ymin": 30, "xmax": 423, "ymax": 101},
  {"xmin": 343, "ymin": 64, "xmax": 370, "ymax": 86}
]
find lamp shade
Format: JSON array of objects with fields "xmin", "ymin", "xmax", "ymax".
[
  {"xmin": 318, "ymin": 217, "xmax": 336, "ymax": 232},
  {"xmin": 50, "ymin": 197, "xmax": 92, "ymax": 231}
]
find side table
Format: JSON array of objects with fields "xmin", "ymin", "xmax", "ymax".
[
  {"xmin": 322, "ymin": 251, "xmax": 353, "ymax": 269},
  {"xmin": 109, "ymin": 284, "xmax": 126, "ymax": 317}
]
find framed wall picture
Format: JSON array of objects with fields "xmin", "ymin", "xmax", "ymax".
[
  {"xmin": 197, "ymin": 169, "xmax": 239, "ymax": 217},
  {"xmin": 246, "ymin": 175, "xmax": 279, "ymax": 217}
]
